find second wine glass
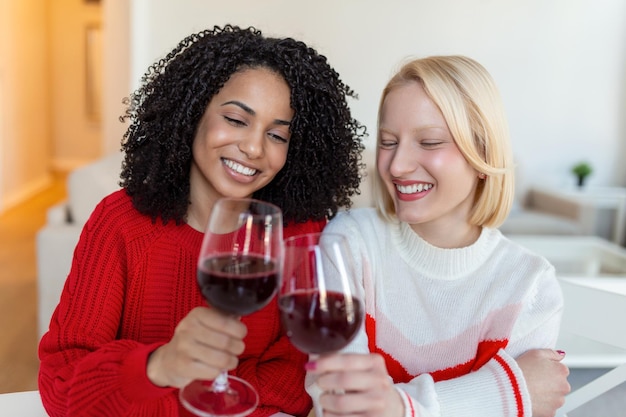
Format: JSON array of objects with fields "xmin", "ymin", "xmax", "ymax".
[
  {"xmin": 180, "ymin": 197, "xmax": 283, "ymax": 417},
  {"xmin": 279, "ymin": 232, "xmax": 363, "ymax": 355}
]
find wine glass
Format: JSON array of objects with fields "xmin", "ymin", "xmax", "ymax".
[
  {"xmin": 180, "ymin": 197, "xmax": 283, "ymax": 417},
  {"xmin": 279, "ymin": 232, "xmax": 363, "ymax": 355}
]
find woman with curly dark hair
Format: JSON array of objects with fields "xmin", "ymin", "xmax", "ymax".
[{"xmin": 38, "ymin": 25, "xmax": 365, "ymax": 417}]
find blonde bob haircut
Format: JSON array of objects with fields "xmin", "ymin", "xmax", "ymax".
[{"xmin": 373, "ymin": 55, "xmax": 515, "ymax": 228}]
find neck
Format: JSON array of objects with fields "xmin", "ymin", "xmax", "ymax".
[
  {"xmin": 186, "ymin": 204, "xmax": 208, "ymax": 232},
  {"xmin": 186, "ymin": 174, "xmax": 218, "ymax": 232},
  {"xmin": 187, "ymin": 162, "xmax": 226, "ymax": 232},
  {"xmin": 410, "ymin": 220, "xmax": 481, "ymax": 249}
]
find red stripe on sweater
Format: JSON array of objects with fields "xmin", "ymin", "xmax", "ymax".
[
  {"xmin": 366, "ymin": 314, "xmax": 508, "ymax": 382},
  {"xmin": 402, "ymin": 390, "xmax": 416, "ymax": 417},
  {"xmin": 494, "ymin": 355, "xmax": 524, "ymax": 417}
]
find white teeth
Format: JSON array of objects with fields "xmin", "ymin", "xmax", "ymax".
[
  {"xmin": 223, "ymin": 159, "xmax": 257, "ymax": 176},
  {"xmin": 396, "ymin": 183, "xmax": 433, "ymax": 194}
]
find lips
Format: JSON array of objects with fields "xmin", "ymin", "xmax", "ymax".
[
  {"xmin": 222, "ymin": 158, "xmax": 258, "ymax": 176},
  {"xmin": 395, "ymin": 182, "xmax": 433, "ymax": 194}
]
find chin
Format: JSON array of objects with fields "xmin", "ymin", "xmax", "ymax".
[
  {"xmin": 397, "ymin": 215, "xmax": 421, "ymax": 225},
  {"xmin": 393, "ymin": 208, "xmax": 417, "ymax": 224}
]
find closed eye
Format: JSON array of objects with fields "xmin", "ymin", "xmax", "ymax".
[
  {"xmin": 224, "ymin": 115, "xmax": 246, "ymax": 127},
  {"xmin": 379, "ymin": 139, "xmax": 397, "ymax": 149},
  {"xmin": 269, "ymin": 132, "xmax": 289, "ymax": 144},
  {"xmin": 421, "ymin": 141, "xmax": 444, "ymax": 148}
]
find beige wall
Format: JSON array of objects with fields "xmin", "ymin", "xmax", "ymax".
[
  {"xmin": 2, "ymin": 0, "xmax": 624, "ymax": 213},
  {"xmin": 0, "ymin": 0, "xmax": 104, "ymax": 214},
  {"xmin": 102, "ymin": 0, "xmax": 130, "ymax": 154},
  {"xmin": 0, "ymin": 0, "xmax": 51, "ymax": 211},
  {"xmin": 132, "ymin": 0, "xmax": 626, "ymax": 192},
  {"xmin": 49, "ymin": 0, "xmax": 102, "ymax": 171}
]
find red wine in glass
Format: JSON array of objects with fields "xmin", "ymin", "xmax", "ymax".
[
  {"xmin": 180, "ymin": 198, "xmax": 283, "ymax": 417},
  {"xmin": 198, "ymin": 255, "xmax": 278, "ymax": 316},
  {"xmin": 279, "ymin": 289, "xmax": 363, "ymax": 354},
  {"xmin": 279, "ymin": 232, "xmax": 363, "ymax": 355}
]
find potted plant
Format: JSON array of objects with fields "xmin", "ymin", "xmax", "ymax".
[{"xmin": 572, "ymin": 162, "xmax": 593, "ymax": 188}]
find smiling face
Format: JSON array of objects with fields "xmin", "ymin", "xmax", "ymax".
[
  {"xmin": 188, "ymin": 67, "xmax": 293, "ymax": 228},
  {"xmin": 377, "ymin": 80, "xmax": 481, "ymax": 245}
]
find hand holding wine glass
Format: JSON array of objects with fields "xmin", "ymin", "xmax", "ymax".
[
  {"xmin": 180, "ymin": 197, "xmax": 283, "ymax": 417},
  {"xmin": 280, "ymin": 233, "xmax": 404, "ymax": 417}
]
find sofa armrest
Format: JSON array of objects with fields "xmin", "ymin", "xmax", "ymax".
[
  {"xmin": 36, "ymin": 223, "xmax": 82, "ymax": 338},
  {"xmin": 526, "ymin": 189, "xmax": 582, "ymax": 219},
  {"xmin": 45, "ymin": 200, "xmax": 70, "ymax": 225},
  {"xmin": 526, "ymin": 188, "xmax": 596, "ymax": 234}
]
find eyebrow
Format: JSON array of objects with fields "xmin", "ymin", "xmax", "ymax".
[
  {"xmin": 379, "ymin": 125, "xmax": 447, "ymax": 134},
  {"xmin": 222, "ymin": 100, "xmax": 291, "ymax": 126},
  {"xmin": 412, "ymin": 126, "xmax": 448, "ymax": 134}
]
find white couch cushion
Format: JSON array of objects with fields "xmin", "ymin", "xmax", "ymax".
[
  {"xmin": 68, "ymin": 152, "xmax": 123, "ymax": 225},
  {"xmin": 500, "ymin": 210, "xmax": 583, "ymax": 235}
]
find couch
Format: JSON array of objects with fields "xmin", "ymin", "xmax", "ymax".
[
  {"xmin": 499, "ymin": 188, "xmax": 592, "ymax": 236},
  {"xmin": 35, "ymin": 152, "xmax": 587, "ymax": 338}
]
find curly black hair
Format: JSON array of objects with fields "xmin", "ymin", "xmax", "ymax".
[{"xmin": 120, "ymin": 24, "xmax": 366, "ymax": 225}]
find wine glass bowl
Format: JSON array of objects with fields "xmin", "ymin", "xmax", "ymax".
[
  {"xmin": 180, "ymin": 197, "xmax": 283, "ymax": 417},
  {"xmin": 279, "ymin": 232, "xmax": 363, "ymax": 355},
  {"xmin": 197, "ymin": 246, "xmax": 280, "ymax": 316}
]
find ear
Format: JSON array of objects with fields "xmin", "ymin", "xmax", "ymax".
[{"xmin": 478, "ymin": 173, "xmax": 487, "ymax": 180}]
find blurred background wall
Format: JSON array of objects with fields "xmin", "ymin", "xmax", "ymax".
[{"xmin": 1, "ymin": 0, "xmax": 624, "ymax": 213}]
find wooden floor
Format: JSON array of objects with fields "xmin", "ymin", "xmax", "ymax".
[{"xmin": 0, "ymin": 176, "xmax": 66, "ymax": 394}]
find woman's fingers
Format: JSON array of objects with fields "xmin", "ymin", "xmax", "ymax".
[
  {"xmin": 183, "ymin": 307, "xmax": 247, "ymax": 355},
  {"xmin": 309, "ymin": 352, "xmax": 387, "ymax": 374},
  {"xmin": 316, "ymin": 365, "xmax": 392, "ymax": 393},
  {"xmin": 320, "ymin": 390, "xmax": 387, "ymax": 416},
  {"xmin": 517, "ymin": 348, "xmax": 571, "ymax": 417},
  {"xmin": 308, "ymin": 353, "xmax": 404, "ymax": 417},
  {"xmin": 147, "ymin": 307, "xmax": 247, "ymax": 388}
]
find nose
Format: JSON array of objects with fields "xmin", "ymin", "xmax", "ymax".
[
  {"xmin": 238, "ymin": 132, "xmax": 264, "ymax": 159},
  {"xmin": 388, "ymin": 142, "xmax": 418, "ymax": 178}
]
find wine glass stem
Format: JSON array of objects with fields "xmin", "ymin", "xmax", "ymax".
[{"xmin": 213, "ymin": 371, "xmax": 229, "ymax": 392}]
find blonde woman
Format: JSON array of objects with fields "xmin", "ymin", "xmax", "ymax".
[{"xmin": 305, "ymin": 56, "xmax": 570, "ymax": 417}]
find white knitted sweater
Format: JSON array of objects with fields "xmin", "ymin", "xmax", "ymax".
[{"xmin": 306, "ymin": 208, "xmax": 563, "ymax": 417}]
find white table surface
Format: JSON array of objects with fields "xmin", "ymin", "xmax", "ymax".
[
  {"xmin": 0, "ymin": 390, "xmax": 298, "ymax": 417},
  {"xmin": 561, "ymin": 276, "xmax": 626, "ymax": 295},
  {"xmin": 555, "ymin": 277, "xmax": 626, "ymax": 416},
  {"xmin": 0, "ymin": 390, "xmax": 47, "ymax": 416}
]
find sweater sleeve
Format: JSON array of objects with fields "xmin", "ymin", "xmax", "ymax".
[
  {"xmin": 320, "ymin": 312, "xmax": 534, "ymax": 416},
  {"xmin": 414, "ymin": 349, "xmax": 531, "ymax": 417},
  {"xmin": 38, "ymin": 199, "xmax": 177, "ymax": 417},
  {"xmin": 394, "ymin": 265, "xmax": 562, "ymax": 417},
  {"xmin": 506, "ymin": 262, "xmax": 563, "ymax": 355}
]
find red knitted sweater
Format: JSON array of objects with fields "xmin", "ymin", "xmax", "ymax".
[{"xmin": 39, "ymin": 189, "xmax": 325, "ymax": 417}]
